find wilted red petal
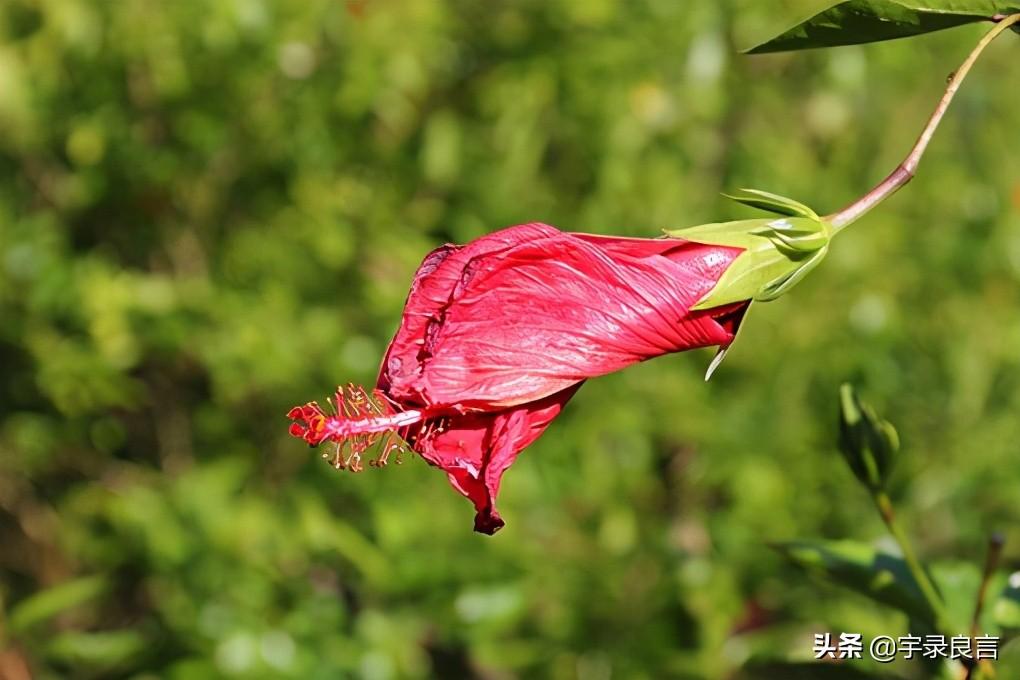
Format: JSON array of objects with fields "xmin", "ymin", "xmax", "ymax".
[
  {"xmin": 378, "ymin": 223, "xmax": 562, "ymax": 400},
  {"xmin": 410, "ymin": 383, "xmax": 582, "ymax": 534},
  {"xmin": 385, "ymin": 228, "xmax": 742, "ymax": 410}
]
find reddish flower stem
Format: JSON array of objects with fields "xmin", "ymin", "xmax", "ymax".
[{"xmin": 827, "ymin": 13, "xmax": 1020, "ymax": 232}]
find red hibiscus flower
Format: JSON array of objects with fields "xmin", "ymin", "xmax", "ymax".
[{"xmin": 289, "ymin": 191, "xmax": 833, "ymax": 533}]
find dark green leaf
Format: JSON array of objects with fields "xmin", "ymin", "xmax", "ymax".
[
  {"xmin": 747, "ymin": 1, "xmax": 1019, "ymax": 53},
  {"xmin": 774, "ymin": 539, "xmax": 937, "ymax": 625}
]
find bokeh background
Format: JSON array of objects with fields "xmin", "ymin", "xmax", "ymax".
[{"xmin": 2, "ymin": 0, "xmax": 1020, "ymax": 678}]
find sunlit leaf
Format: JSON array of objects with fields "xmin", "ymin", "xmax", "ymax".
[{"xmin": 747, "ymin": 1, "xmax": 1019, "ymax": 53}]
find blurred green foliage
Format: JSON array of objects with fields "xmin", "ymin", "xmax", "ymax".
[{"xmin": 2, "ymin": 0, "xmax": 1020, "ymax": 678}]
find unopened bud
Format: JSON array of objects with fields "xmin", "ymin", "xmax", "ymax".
[{"xmin": 837, "ymin": 384, "xmax": 899, "ymax": 490}]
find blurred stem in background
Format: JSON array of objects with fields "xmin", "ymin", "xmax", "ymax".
[
  {"xmin": 967, "ymin": 535, "xmax": 1006, "ymax": 680},
  {"xmin": 871, "ymin": 491, "xmax": 954, "ymax": 647}
]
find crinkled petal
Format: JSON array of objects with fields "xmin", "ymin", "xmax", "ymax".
[
  {"xmin": 413, "ymin": 383, "xmax": 581, "ymax": 534},
  {"xmin": 378, "ymin": 223, "xmax": 562, "ymax": 399},
  {"xmin": 399, "ymin": 230, "xmax": 742, "ymax": 410}
]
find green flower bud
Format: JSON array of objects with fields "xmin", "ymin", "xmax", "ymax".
[
  {"xmin": 837, "ymin": 384, "xmax": 899, "ymax": 491},
  {"xmin": 663, "ymin": 188, "xmax": 832, "ymax": 309}
]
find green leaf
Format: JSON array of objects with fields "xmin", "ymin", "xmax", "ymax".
[
  {"xmin": 994, "ymin": 572, "xmax": 1020, "ymax": 634},
  {"xmin": 8, "ymin": 575, "xmax": 109, "ymax": 634},
  {"xmin": 773, "ymin": 539, "xmax": 937, "ymax": 625},
  {"xmin": 746, "ymin": 1, "xmax": 1019, "ymax": 53}
]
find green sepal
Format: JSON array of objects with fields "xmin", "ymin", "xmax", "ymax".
[
  {"xmin": 751, "ymin": 220, "xmax": 829, "ymax": 254},
  {"xmin": 665, "ymin": 189, "xmax": 832, "ymax": 310},
  {"xmin": 722, "ymin": 188, "xmax": 820, "ymax": 220},
  {"xmin": 704, "ymin": 301, "xmax": 754, "ymax": 381},
  {"xmin": 758, "ymin": 246, "xmax": 827, "ymax": 301}
]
